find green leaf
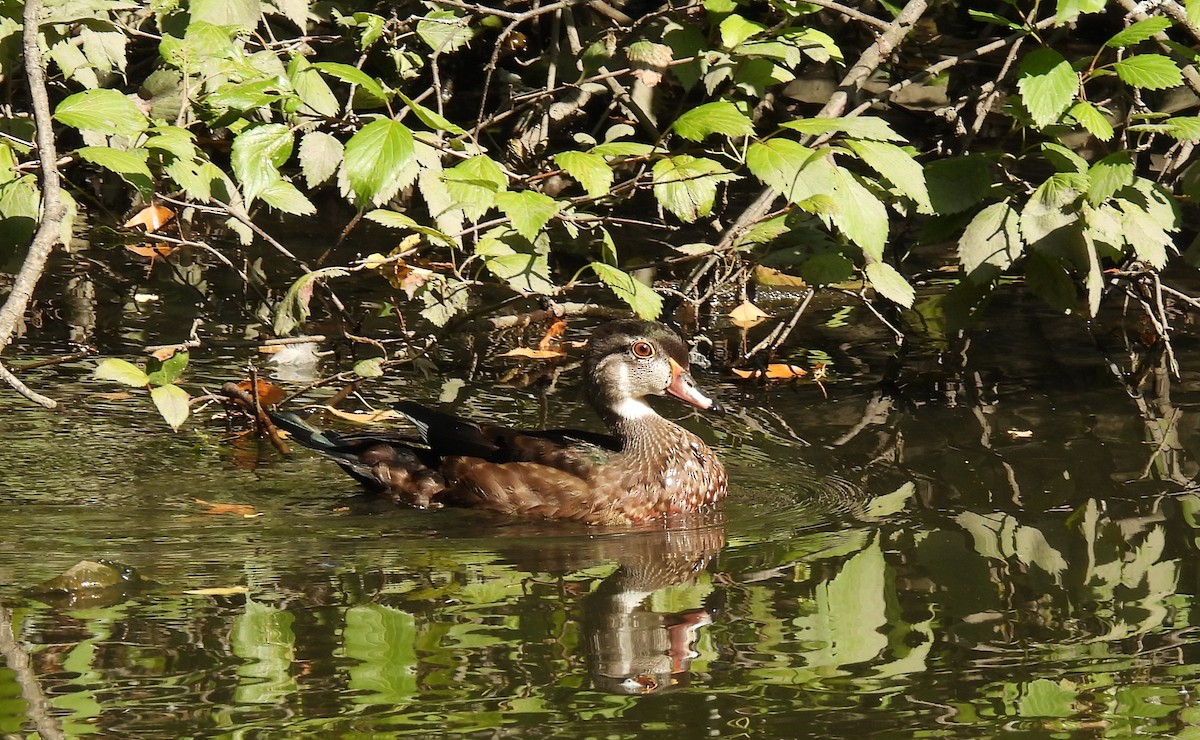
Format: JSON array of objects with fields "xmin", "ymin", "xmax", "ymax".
[
  {"xmin": 1017, "ymin": 48, "xmax": 1078, "ymax": 128},
  {"xmin": 554, "ymin": 151, "xmax": 613, "ymax": 199},
  {"xmin": 829, "ymin": 168, "xmax": 888, "ymax": 260},
  {"xmin": 443, "ymin": 155, "xmax": 507, "ymax": 221},
  {"xmin": 312, "ymin": 62, "xmax": 390, "ymax": 104},
  {"xmin": 94, "ymin": 358, "xmax": 149, "ymax": 387},
  {"xmin": 206, "ymin": 79, "xmax": 281, "ymax": 111},
  {"xmin": 298, "ymin": 131, "xmax": 343, "ymax": 188},
  {"xmin": 231, "ymin": 124, "xmax": 293, "ymax": 205},
  {"xmin": 260, "ymin": 180, "xmax": 317, "ymax": 215},
  {"xmin": 866, "ymin": 482, "xmax": 915, "ymax": 518},
  {"xmin": 151, "ymin": 383, "xmax": 191, "ymax": 431},
  {"xmin": 53, "ymin": 89, "xmax": 148, "ymax": 137},
  {"xmin": 1118, "ymin": 200, "xmax": 1171, "ymax": 269},
  {"xmin": 397, "ymin": 92, "xmax": 466, "ymax": 135},
  {"xmin": 719, "ymin": 14, "xmax": 766, "ymax": 48},
  {"xmin": 288, "ymin": 55, "xmax": 340, "ymax": 117},
  {"xmin": 417, "ymin": 11, "xmax": 475, "ymax": 53},
  {"xmin": 475, "ymin": 228, "xmax": 555, "ymax": 294},
  {"xmin": 190, "ymin": 0, "xmax": 261, "ymax": 27},
  {"xmin": 496, "ymin": 190, "xmax": 557, "ymax": 242},
  {"xmin": 926, "ymin": 156, "xmax": 992, "ymax": 215},
  {"xmin": 780, "ymin": 117, "xmax": 903, "ymax": 142},
  {"xmin": 354, "ymin": 357, "xmax": 385, "ymax": 378},
  {"xmin": 274, "ymin": 267, "xmax": 349, "ymax": 335},
  {"xmin": 591, "ymin": 262, "xmax": 663, "ymax": 319},
  {"xmin": 147, "ymin": 350, "xmax": 189, "ymax": 386},
  {"xmin": 1021, "ymin": 173, "xmax": 1083, "ymax": 245},
  {"xmin": 1040, "ymin": 142, "xmax": 1088, "ymax": 173},
  {"xmin": 1055, "ymin": 0, "xmax": 1105, "ymax": 22},
  {"xmin": 864, "ymin": 261, "xmax": 914, "ymax": 308},
  {"xmin": 364, "ymin": 209, "xmax": 456, "ymax": 246},
  {"xmin": 1113, "ymin": 54, "xmax": 1183, "ymax": 89},
  {"xmin": 74, "ymin": 146, "xmax": 152, "ymax": 195},
  {"xmin": 1105, "ymin": 17, "xmax": 1172, "ymax": 48},
  {"xmin": 845, "ymin": 139, "xmax": 932, "ymax": 214},
  {"xmin": 145, "ymin": 125, "xmax": 199, "ymax": 160},
  {"xmin": 1024, "ymin": 250, "xmax": 1077, "ymax": 312},
  {"xmin": 1069, "ymin": 101, "xmax": 1114, "ymax": 141},
  {"xmin": 1166, "ymin": 116, "xmax": 1200, "ymax": 141},
  {"xmin": 745, "ymin": 139, "xmax": 820, "ymax": 203},
  {"xmin": 959, "ymin": 202, "xmax": 1024, "ymax": 273},
  {"xmin": 652, "ymin": 155, "xmax": 736, "ymax": 222},
  {"xmin": 342, "ymin": 118, "xmax": 416, "ymax": 205},
  {"xmin": 672, "ymin": 101, "xmax": 753, "ymax": 141},
  {"xmin": 1087, "ymin": 152, "xmax": 1134, "ymax": 205}
]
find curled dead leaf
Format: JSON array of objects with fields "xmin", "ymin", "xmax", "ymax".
[
  {"xmin": 754, "ymin": 266, "xmax": 808, "ymax": 288},
  {"xmin": 728, "ymin": 301, "xmax": 770, "ymax": 329},
  {"xmin": 499, "ymin": 347, "xmax": 567, "ymax": 360},
  {"xmin": 319, "ymin": 406, "xmax": 404, "ymax": 424},
  {"xmin": 123, "ymin": 204, "xmax": 175, "ymax": 232},
  {"xmin": 125, "ymin": 243, "xmax": 177, "ymax": 260},
  {"xmin": 732, "ymin": 364, "xmax": 808, "ymax": 381},
  {"xmin": 538, "ymin": 319, "xmax": 567, "ymax": 351}
]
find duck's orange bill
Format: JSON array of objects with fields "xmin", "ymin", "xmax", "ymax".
[{"xmin": 666, "ymin": 358, "xmax": 721, "ymax": 413}]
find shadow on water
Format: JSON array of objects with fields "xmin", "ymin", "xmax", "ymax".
[{"xmin": 4, "ymin": 250, "xmax": 1200, "ymax": 735}]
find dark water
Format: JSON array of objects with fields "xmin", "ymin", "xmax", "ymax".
[{"xmin": 3, "ymin": 249, "xmax": 1200, "ymax": 737}]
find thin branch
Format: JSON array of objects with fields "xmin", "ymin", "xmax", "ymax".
[
  {"xmin": 802, "ymin": 0, "xmax": 890, "ymax": 30},
  {"xmin": 0, "ymin": 0, "xmax": 66, "ymax": 408},
  {"xmin": 0, "ymin": 601, "xmax": 64, "ymax": 740}
]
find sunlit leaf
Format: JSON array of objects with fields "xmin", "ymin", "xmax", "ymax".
[
  {"xmin": 731, "ymin": 364, "xmax": 808, "ymax": 380},
  {"xmin": 959, "ymin": 201, "xmax": 1023, "ymax": 273},
  {"xmin": 781, "ymin": 117, "xmax": 903, "ymax": 142},
  {"xmin": 496, "ymin": 190, "xmax": 558, "ymax": 242},
  {"xmin": 1105, "ymin": 17, "xmax": 1172, "ymax": 48},
  {"xmin": 312, "ymin": 61, "xmax": 390, "ymax": 103},
  {"xmin": 1087, "ymin": 151, "xmax": 1134, "ymax": 205},
  {"xmin": 591, "ymin": 262, "xmax": 662, "ymax": 319},
  {"xmin": 554, "ymin": 150, "xmax": 613, "ymax": 199},
  {"xmin": 94, "ymin": 358, "xmax": 149, "ymax": 387},
  {"xmin": 147, "ymin": 350, "xmax": 188, "ymax": 386},
  {"xmin": 652, "ymin": 155, "xmax": 736, "ymax": 222},
  {"xmin": 828, "ymin": 168, "xmax": 887, "ymax": 260},
  {"xmin": 845, "ymin": 139, "xmax": 932, "ymax": 214},
  {"xmin": 476, "ymin": 228, "xmax": 555, "ymax": 294},
  {"xmin": 1069, "ymin": 101, "xmax": 1114, "ymax": 141},
  {"xmin": 443, "ymin": 155, "xmax": 507, "ymax": 221},
  {"xmin": 417, "ymin": 11, "xmax": 475, "ymax": 52},
  {"xmin": 728, "ymin": 301, "xmax": 769, "ymax": 328},
  {"xmin": 75, "ymin": 146, "xmax": 152, "ymax": 195},
  {"xmin": 299, "ymin": 131, "xmax": 344, "ymax": 188},
  {"xmin": 123, "ymin": 204, "xmax": 175, "ymax": 232},
  {"xmin": 397, "ymin": 91, "xmax": 466, "ymax": 135},
  {"xmin": 1113, "ymin": 54, "xmax": 1183, "ymax": 89},
  {"xmin": 1017, "ymin": 48, "xmax": 1078, "ymax": 128},
  {"xmin": 151, "ymin": 383, "xmax": 190, "ymax": 430},
  {"xmin": 672, "ymin": 101, "xmax": 753, "ymax": 141},
  {"xmin": 53, "ymin": 89, "xmax": 148, "ymax": 137},
  {"xmin": 342, "ymin": 118, "xmax": 416, "ymax": 205},
  {"xmin": 231, "ymin": 123, "xmax": 293, "ymax": 205},
  {"xmin": 865, "ymin": 262, "xmax": 914, "ymax": 307},
  {"xmin": 354, "ymin": 357, "xmax": 385, "ymax": 378}
]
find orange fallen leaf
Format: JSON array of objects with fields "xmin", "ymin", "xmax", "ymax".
[
  {"xmin": 125, "ymin": 243, "xmax": 177, "ymax": 259},
  {"xmin": 150, "ymin": 344, "xmax": 187, "ymax": 361},
  {"xmin": 123, "ymin": 204, "xmax": 175, "ymax": 232},
  {"xmin": 237, "ymin": 378, "xmax": 285, "ymax": 406},
  {"xmin": 728, "ymin": 301, "xmax": 770, "ymax": 329},
  {"xmin": 92, "ymin": 391, "xmax": 134, "ymax": 401},
  {"xmin": 194, "ymin": 498, "xmax": 261, "ymax": 518},
  {"xmin": 184, "ymin": 586, "xmax": 249, "ymax": 596},
  {"xmin": 499, "ymin": 347, "xmax": 567, "ymax": 360},
  {"xmin": 732, "ymin": 363, "xmax": 808, "ymax": 381},
  {"xmin": 754, "ymin": 266, "xmax": 808, "ymax": 288}
]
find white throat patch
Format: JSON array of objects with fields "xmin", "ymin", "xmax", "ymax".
[{"xmin": 615, "ymin": 397, "xmax": 655, "ymax": 419}]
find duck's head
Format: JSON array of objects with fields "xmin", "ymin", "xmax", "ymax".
[{"xmin": 584, "ymin": 320, "xmax": 722, "ymax": 423}]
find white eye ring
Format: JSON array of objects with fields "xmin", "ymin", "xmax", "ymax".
[{"xmin": 631, "ymin": 341, "xmax": 655, "ymax": 358}]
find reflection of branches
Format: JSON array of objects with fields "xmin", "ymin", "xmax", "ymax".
[{"xmin": 0, "ymin": 601, "xmax": 64, "ymax": 740}]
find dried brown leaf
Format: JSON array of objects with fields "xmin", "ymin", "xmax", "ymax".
[
  {"xmin": 728, "ymin": 301, "xmax": 770, "ymax": 329},
  {"xmin": 194, "ymin": 498, "xmax": 261, "ymax": 518},
  {"xmin": 184, "ymin": 586, "xmax": 250, "ymax": 596},
  {"xmin": 732, "ymin": 363, "xmax": 808, "ymax": 381},
  {"xmin": 319, "ymin": 406, "xmax": 404, "ymax": 424},
  {"xmin": 237, "ymin": 378, "xmax": 285, "ymax": 406},
  {"xmin": 123, "ymin": 204, "xmax": 175, "ymax": 232}
]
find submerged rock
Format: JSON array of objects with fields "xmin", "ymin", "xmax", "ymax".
[{"xmin": 27, "ymin": 559, "xmax": 147, "ymax": 609}]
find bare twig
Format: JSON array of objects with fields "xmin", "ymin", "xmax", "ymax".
[
  {"xmin": 0, "ymin": 601, "xmax": 64, "ymax": 740},
  {"xmin": 0, "ymin": 0, "xmax": 66, "ymax": 408}
]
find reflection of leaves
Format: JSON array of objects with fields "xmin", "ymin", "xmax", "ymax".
[
  {"xmin": 792, "ymin": 535, "xmax": 888, "ymax": 669},
  {"xmin": 865, "ymin": 481, "xmax": 914, "ymax": 518},
  {"xmin": 956, "ymin": 511, "xmax": 1066, "ymax": 580},
  {"xmin": 344, "ymin": 604, "xmax": 417, "ymax": 704},
  {"xmin": 1018, "ymin": 678, "xmax": 1079, "ymax": 718}
]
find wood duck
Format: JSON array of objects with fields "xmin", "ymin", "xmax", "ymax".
[{"xmin": 270, "ymin": 320, "xmax": 728, "ymax": 525}]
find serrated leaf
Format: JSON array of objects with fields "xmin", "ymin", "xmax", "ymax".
[
  {"xmin": 554, "ymin": 150, "xmax": 613, "ymax": 199},
  {"xmin": 288, "ymin": 54, "xmax": 340, "ymax": 117},
  {"xmin": 496, "ymin": 190, "xmax": 557, "ymax": 242},
  {"xmin": 397, "ymin": 91, "xmax": 466, "ymax": 135},
  {"xmin": 1087, "ymin": 152, "xmax": 1134, "ymax": 205},
  {"xmin": 145, "ymin": 125, "xmax": 199, "ymax": 160},
  {"xmin": 1022, "ymin": 173, "xmax": 1083, "ymax": 245},
  {"xmin": 94, "ymin": 358, "xmax": 149, "ymax": 387},
  {"xmin": 1055, "ymin": 0, "xmax": 1106, "ymax": 22},
  {"xmin": 312, "ymin": 62, "xmax": 389, "ymax": 103},
  {"xmin": 864, "ymin": 262, "xmax": 914, "ymax": 307},
  {"xmin": 475, "ymin": 228, "xmax": 555, "ymax": 294},
  {"xmin": 591, "ymin": 262, "xmax": 663, "ymax": 319},
  {"xmin": 1118, "ymin": 200, "xmax": 1171, "ymax": 268},
  {"xmin": 746, "ymin": 139, "xmax": 820, "ymax": 203},
  {"xmin": 780, "ymin": 117, "xmax": 903, "ymax": 142},
  {"xmin": 75, "ymin": 146, "xmax": 152, "ymax": 194},
  {"xmin": 672, "ymin": 101, "xmax": 753, "ymax": 141},
  {"xmin": 1105, "ymin": 17, "xmax": 1172, "ymax": 48},
  {"xmin": 151, "ymin": 383, "xmax": 190, "ymax": 431},
  {"xmin": 231, "ymin": 124, "xmax": 293, "ymax": 205},
  {"xmin": 1166, "ymin": 116, "xmax": 1200, "ymax": 141},
  {"xmin": 298, "ymin": 131, "xmax": 343, "ymax": 188},
  {"xmin": 274, "ymin": 267, "xmax": 349, "ymax": 335},
  {"xmin": 417, "ymin": 11, "xmax": 475, "ymax": 53},
  {"xmin": 260, "ymin": 180, "xmax": 317, "ymax": 215},
  {"xmin": 1068, "ymin": 101, "xmax": 1114, "ymax": 141},
  {"xmin": 1113, "ymin": 54, "xmax": 1183, "ymax": 89},
  {"xmin": 652, "ymin": 155, "xmax": 736, "ymax": 222},
  {"xmin": 959, "ymin": 202, "xmax": 1023, "ymax": 273},
  {"xmin": 1041, "ymin": 142, "xmax": 1089, "ymax": 174},
  {"xmin": 342, "ymin": 118, "xmax": 415, "ymax": 205},
  {"xmin": 926, "ymin": 156, "xmax": 992, "ymax": 215},
  {"xmin": 591, "ymin": 142, "xmax": 657, "ymax": 158},
  {"xmin": 719, "ymin": 14, "xmax": 765, "ymax": 48},
  {"xmin": 53, "ymin": 89, "xmax": 148, "ymax": 137},
  {"xmin": 354, "ymin": 357, "xmax": 385, "ymax": 378},
  {"xmin": 365, "ymin": 209, "xmax": 455, "ymax": 245},
  {"xmin": 829, "ymin": 168, "xmax": 887, "ymax": 260},
  {"xmin": 846, "ymin": 139, "xmax": 932, "ymax": 214},
  {"xmin": 1017, "ymin": 48, "xmax": 1078, "ymax": 128},
  {"xmin": 443, "ymin": 155, "xmax": 507, "ymax": 221}
]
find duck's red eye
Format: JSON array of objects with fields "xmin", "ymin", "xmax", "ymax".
[{"xmin": 631, "ymin": 341, "xmax": 655, "ymax": 358}]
